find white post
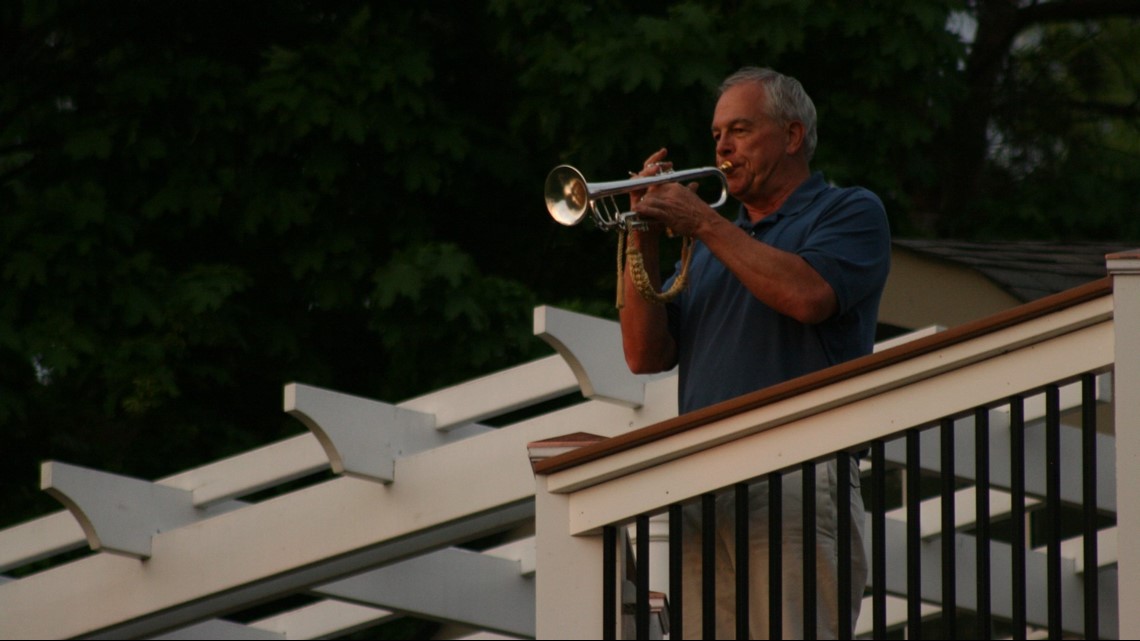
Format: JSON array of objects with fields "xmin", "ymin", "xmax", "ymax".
[
  {"xmin": 1109, "ymin": 250, "xmax": 1140, "ymax": 638},
  {"xmin": 530, "ymin": 434, "xmax": 609, "ymax": 640},
  {"xmin": 533, "ymin": 475, "xmax": 606, "ymax": 639}
]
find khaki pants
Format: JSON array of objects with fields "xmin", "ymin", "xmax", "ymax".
[{"xmin": 681, "ymin": 459, "xmax": 868, "ymax": 639}]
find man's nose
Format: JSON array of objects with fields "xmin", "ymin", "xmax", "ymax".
[{"xmin": 715, "ymin": 138, "xmax": 732, "ymax": 158}]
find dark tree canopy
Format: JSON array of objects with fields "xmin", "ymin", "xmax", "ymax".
[{"xmin": 2, "ymin": 0, "xmax": 1138, "ymax": 527}]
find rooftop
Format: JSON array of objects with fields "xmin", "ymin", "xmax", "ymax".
[{"xmin": 893, "ymin": 239, "xmax": 1132, "ymax": 303}]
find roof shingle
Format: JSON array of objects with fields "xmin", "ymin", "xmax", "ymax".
[{"xmin": 893, "ymin": 239, "xmax": 1131, "ymax": 302}]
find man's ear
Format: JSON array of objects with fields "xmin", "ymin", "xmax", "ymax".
[{"xmin": 784, "ymin": 120, "xmax": 806, "ymax": 156}]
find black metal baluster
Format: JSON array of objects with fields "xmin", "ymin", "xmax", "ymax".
[
  {"xmin": 670, "ymin": 503, "xmax": 683, "ymax": 638},
  {"xmin": 735, "ymin": 483, "xmax": 750, "ymax": 640},
  {"xmin": 1082, "ymin": 374, "xmax": 1099, "ymax": 640},
  {"xmin": 1046, "ymin": 385, "xmax": 1062, "ymax": 638},
  {"xmin": 769, "ymin": 471, "xmax": 783, "ymax": 641},
  {"xmin": 975, "ymin": 407, "xmax": 992, "ymax": 639},
  {"xmin": 941, "ymin": 418, "xmax": 956, "ymax": 638},
  {"xmin": 603, "ymin": 525, "xmax": 617, "ymax": 641},
  {"xmin": 1010, "ymin": 395, "xmax": 1027, "ymax": 640},
  {"xmin": 636, "ymin": 514, "xmax": 650, "ymax": 639},
  {"xmin": 871, "ymin": 441, "xmax": 887, "ymax": 639},
  {"xmin": 837, "ymin": 452, "xmax": 853, "ymax": 640},
  {"xmin": 702, "ymin": 493, "xmax": 717, "ymax": 640},
  {"xmin": 803, "ymin": 461, "xmax": 817, "ymax": 640},
  {"xmin": 907, "ymin": 428, "xmax": 922, "ymax": 640}
]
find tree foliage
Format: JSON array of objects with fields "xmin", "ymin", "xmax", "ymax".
[{"xmin": 1, "ymin": 0, "xmax": 1137, "ymax": 531}]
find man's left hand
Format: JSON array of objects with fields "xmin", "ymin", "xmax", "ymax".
[{"xmin": 632, "ymin": 182, "xmax": 710, "ymax": 238}]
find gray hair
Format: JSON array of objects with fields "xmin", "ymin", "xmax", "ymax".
[{"xmin": 719, "ymin": 67, "xmax": 818, "ymax": 161}]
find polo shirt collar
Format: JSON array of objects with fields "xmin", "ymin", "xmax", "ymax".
[{"xmin": 735, "ymin": 172, "xmax": 828, "ymax": 230}]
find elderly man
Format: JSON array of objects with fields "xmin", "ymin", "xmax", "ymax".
[{"xmin": 620, "ymin": 66, "xmax": 891, "ymax": 639}]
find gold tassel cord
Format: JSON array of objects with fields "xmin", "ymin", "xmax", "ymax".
[{"xmin": 616, "ymin": 225, "xmax": 692, "ymax": 309}]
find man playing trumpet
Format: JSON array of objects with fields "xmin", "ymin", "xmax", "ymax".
[{"xmin": 620, "ymin": 66, "xmax": 892, "ymax": 639}]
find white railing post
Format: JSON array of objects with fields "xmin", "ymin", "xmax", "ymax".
[
  {"xmin": 530, "ymin": 434, "xmax": 609, "ymax": 640},
  {"xmin": 533, "ymin": 476, "xmax": 606, "ymax": 639},
  {"xmin": 1109, "ymin": 250, "xmax": 1140, "ymax": 638}
]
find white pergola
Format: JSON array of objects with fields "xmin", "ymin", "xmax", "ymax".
[{"xmin": 1, "ymin": 306, "xmax": 682, "ymax": 639}]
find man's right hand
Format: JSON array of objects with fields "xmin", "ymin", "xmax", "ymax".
[{"xmin": 629, "ymin": 147, "xmax": 672, "ymax": 206}]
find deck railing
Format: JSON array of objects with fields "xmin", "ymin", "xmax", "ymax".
[
  {"xmin": 534, "ymin": 251, "xmax": 1140, "ymax": 639},
  {"xmin": 597, "ymin": 374, "xmax": 1112, "ymax": 639}
]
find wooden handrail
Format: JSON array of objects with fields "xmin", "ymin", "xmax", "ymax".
[{"xmin": 533, "ymin": 276, "xmax": 1112, "ymax": 475}]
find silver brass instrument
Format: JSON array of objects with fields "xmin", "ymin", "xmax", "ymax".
[
  {"xmin": 544, "ymin": 164, "xmax": 729, "ymax": 230},
  {"xmin": 543, "ymin": 163, "xmax": 731, "ymax": 308}
]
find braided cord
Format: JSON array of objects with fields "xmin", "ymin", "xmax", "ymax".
[{"xmin": 616, "ymin": 226, "xmax": 692, "ymax": 309}]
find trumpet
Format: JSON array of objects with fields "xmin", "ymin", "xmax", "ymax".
[
  {"xmin": 543, "ymin": 161, "xmax": 732, "ymax": 308},
  {"xmin": 544, "ymin": 163, "xmax": 730, "ymax": 231}
]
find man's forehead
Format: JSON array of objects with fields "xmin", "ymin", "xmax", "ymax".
[{"xmin": 713, "ymin": 83, "xmax": 768, "ymax": 122}]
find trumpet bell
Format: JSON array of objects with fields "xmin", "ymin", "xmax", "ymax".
[{"xmin": 545, "ymin": 165, "xmax": 591, "ymax": 226}]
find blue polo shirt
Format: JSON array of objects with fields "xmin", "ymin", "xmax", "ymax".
[{"xmin": 664, "ymin": 172, "xmax": 891, "ymax": 414}]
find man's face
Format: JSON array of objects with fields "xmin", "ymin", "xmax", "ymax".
[{"xmin": 711, "ymin": 82, "xmax": 800, "ymax": 205}]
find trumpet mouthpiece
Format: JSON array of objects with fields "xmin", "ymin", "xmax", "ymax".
[{"xmin": 719, "ymin": 161, "xmax": 733, "ymax": 171}]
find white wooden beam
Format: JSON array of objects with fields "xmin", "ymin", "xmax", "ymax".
[
  {"xmin": 399, "ymin": 355, "xmax": 579, "ymax": 431},
  {"xmin": 534, "ymin": 305, "xmax": 667, "ymax": 408},
  {"xmin": 866, "ymin": 516, "xmax": 1116, "ymax": 638},
  {"xmin": 484, "ymin": 536, "xmax": 537, "ymax": 577},
  {"xmin": 286, "ymin": 383, "xmax": 494, "ymax": 483},
  {"xmin": 880, "ymin": 409, "xmax": 1116, "ymax": 512},
  {"xmin": 249, "ymin": 600, "xmax": 397, "ymax": 640},
  {"xmin": 315, "ymin": 548, "xmax": 534, "ymax": 637},
  {"xmin": 39, "ymin": 462, "xmax": 239, "ymax": 558},
  {"xmin": 447, "ymin": 629, "xmax": 526, "ymax": 640},
  {"xmin": 0, "ymin": 511, "xmax": 88, "ymax": 573},
  {"xmin": 883, "ymin": 487, "xmax": 1041, "ymax": 539},
  {"xmin": 853, "ymin": 594, "xmax": 939, "ymax": 636},
  {"xmin": 162, "ymin": 602, "xmax": 396, "ymax": 641},
  {"xmin": 154, "ymin": 619, "xmax": 285, "ymax": 640},
  {"xmin": 165, "ymin": 539, "xmax": 538, "ymax": 640},
  {"xmin": 0, "ymin": 435, "xmax": 330, "ymax": 573},
  {"xmin": 1063, "ymin": 526, "xmax": 1117, "ymax": 574},
  {"xmin": 158, "ymin": 433, "xmax": 330, "ymax": 507}
]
